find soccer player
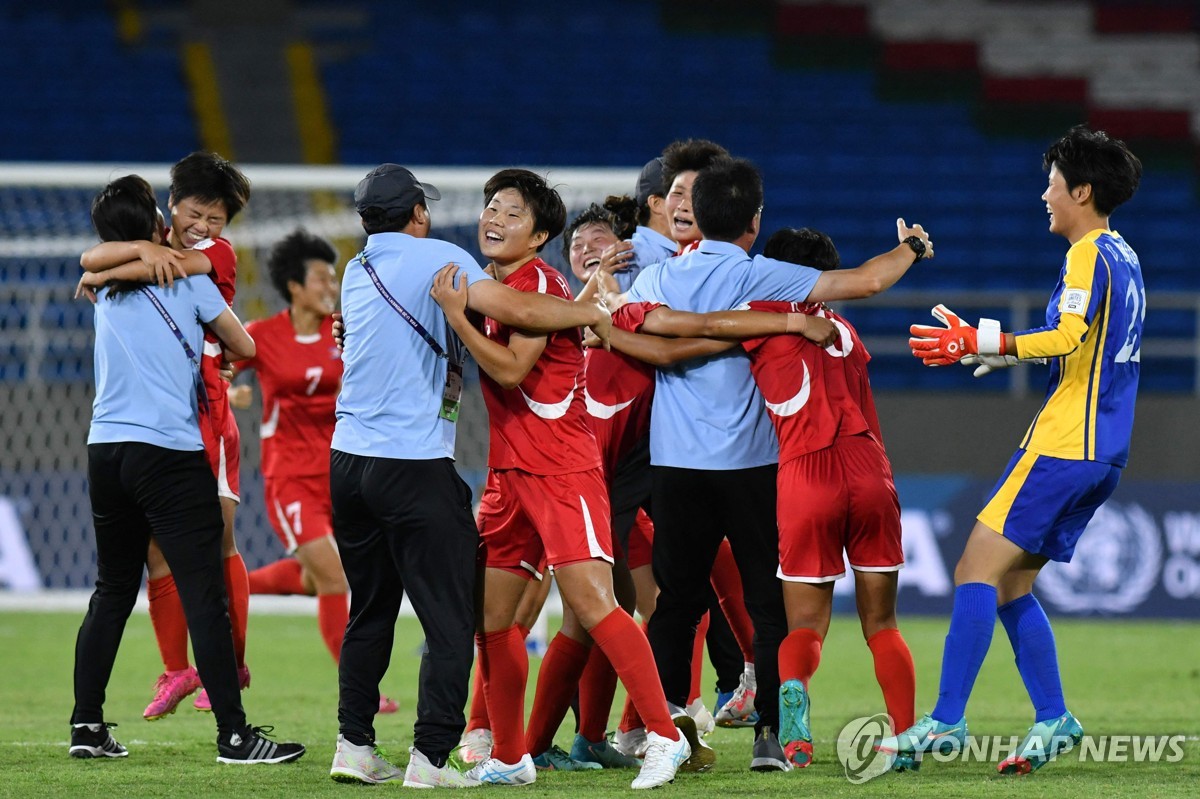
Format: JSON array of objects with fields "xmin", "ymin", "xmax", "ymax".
[
  {"xmin": 594, "ymin": 227, "xmax": 916, "ymax": 768},
  {"xmin": 621, "ymin": 155, "xmax": 933, "ymax": 771},
  {"xmin": 80, "ymin": 152, "xmax": 254, "ymax": 718},
  {"xmin": 877, "ymin": 126, "xmax": 1144, "ymax": 774},
  {"xmin": 429, "ymin": 169, "xmax": 690, "ymax": 789},
  {"xmin": 328, "ymin": 164, "xmax": 614, "ymax": 787},
  {"xmin": 72, "ymin": 174, "xmax": 304, "ymax": 765},
  {"xmin": 224, "ymin": 230, "xmax": 400, "ymax": 716}
]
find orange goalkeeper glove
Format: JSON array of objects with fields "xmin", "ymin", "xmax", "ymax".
[{"xmin": 909, "ymin": 304, "xmax": 1003, "ymax": 367}]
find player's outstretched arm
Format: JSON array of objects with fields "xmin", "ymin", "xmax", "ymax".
[
  {"xmin": 807, "ymin": 218, "xmax": 933, "ymax": 303},
  {"xmin": 207, "ymin": 307, "xmax": 255, "ymax": 362},
  {"xmin": 643, "ymin": 307, "xmax": 838, "ymax": 347},
  {"xmin": 586, "ymin": 326, "xmax": 732, "ymax": 368},
  {"xmin": 459, "ymin": 266, "xmax": 612, "ymax": 348},
  {"xmin": 431, "ymin": 265, "xmax": 548, "ymax": 389}
]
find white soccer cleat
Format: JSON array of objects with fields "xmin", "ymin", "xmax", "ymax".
[
  {"xmin": 456, "ymin": 728, "xmax": 493, "ymax": 765},
  {"xmin": 686, "ymin": 698, "xmax": 716, "ymax": 737},
  {"xmin": 613, "ymin": 726, "xmax": 649, "ymax": 759},
  {"xmin": 464, "ymin": 753, "xmax": 537, "ymax": 786},
  {"xmin": 404, "ymin": 746, "xmax": 481, "ymax": 788},
  {"xmin": 330, "ymin": 734, "xmax": 404, "ymax": 783},
  {"xmin": 632, "ymin": 731, "xmax": 691, "ymax": 789}
]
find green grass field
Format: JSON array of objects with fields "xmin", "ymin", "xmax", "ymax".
[{"xmin": 3, "ymin": 610, "xmax": 1197, "ymax": 798}]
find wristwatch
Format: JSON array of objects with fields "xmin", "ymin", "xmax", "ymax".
[{"xmin": 902, "ymin": 235, "xmax": 927, "ymax": 263}]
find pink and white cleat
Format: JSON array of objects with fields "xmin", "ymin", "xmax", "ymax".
[
  {"xmin": 143, "ymin": 667, "xmax": 201, "ymax": 721},
  {"xmin": 194, "ymin": 665, "xmax": 251, "ymax": 712},
  {"xmin": 378, "ymin": 694, "xmax": 400, "ymax": 714}
]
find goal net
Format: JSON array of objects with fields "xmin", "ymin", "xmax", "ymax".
[{"xmin": 0, "ymin": 162, "xmax": 637, "ymax": 590}]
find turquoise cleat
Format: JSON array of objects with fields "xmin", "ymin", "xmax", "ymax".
[
  {"xmin": 875, "ymin": 713, "xmax": 968, "ymax": 772},
  {"xmin": 778, "ymin": 679, "xmax": 813, "ymax": 768},
  {"xmin": 532, "ymin": 744, "xmax": 603, "ymax": 771},
  {"xmin": 570, "ymin": 733, "xmax": 641, "ymax": 769},
  {"xmin": 998, "ymin": 711, "xmax": 1084, "ymax": 775}
]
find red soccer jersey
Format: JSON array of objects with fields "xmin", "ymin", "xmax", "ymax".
[
  {"xmin": 480, "ymin": 258, "xmax": 601, "ymax": 476},
  {"xmin": 242, "ymin": 311, "xmax": 343, "ymax": 479},
  {"xmin": 583, "ymin": 345, "xmax": 654, "ymax": 480},
  {"xmin": 185, "ymin": 236, "xmax": 239, "ymax": 410},
  {"xmin": 740, "ymin": 301, "xmax": 881, "ymax": 463}
]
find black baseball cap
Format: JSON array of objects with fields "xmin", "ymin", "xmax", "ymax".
[
  {"xmin": 354, "ymin": 164, "xmax": 441, "ymax": 218},
  {"xmin": 635, "ymin": 157, "xmax": 665, "ymax": 206}
]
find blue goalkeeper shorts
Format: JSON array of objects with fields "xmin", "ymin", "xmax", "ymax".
[{"xmin": 976, "ymin": 449, "xmax": 1121, "ymax": 562}]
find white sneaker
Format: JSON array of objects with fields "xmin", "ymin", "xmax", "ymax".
[
  {"xmin": 457, "ymin": 728, "xmax": 493, "ymax": 765},
  {"xmin": 613, "ymin": 726, "xmax": 649, "ymax": 758},
  {"xmin": 464, "ymin": 753, "xmax": 537, "ymax": 785},
  {"xmin": 330, "ymin": 734, "xmax": 404, "ymax": 784},
  {"xmin": 686, "ymin": 699, "xmax": 716, "ymax": 737},
  {"xmin": 405, "ymin": 746, "xmax": 481, "ymax": 788},
  {"xmin": 632, "ymin": 731, "xmax": 691, "ymax": 789}
]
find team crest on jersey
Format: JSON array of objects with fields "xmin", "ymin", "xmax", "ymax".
[{"xmin": 1038, "ymin": 501, "xmax": 1161, "ymax": 613}]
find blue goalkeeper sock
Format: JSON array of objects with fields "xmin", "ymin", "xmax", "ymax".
[
  {"xmin": 998, "ymin": 593, "xmax": 1066, "ymax": 723},
  {"xmin": 932, "ymin": 582, "xmax": 997, "ymax": 724}
]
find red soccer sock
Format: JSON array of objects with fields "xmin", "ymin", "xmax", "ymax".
[
  {"xmin": 524, "ymin": 633, "xmax": 590, "ymax": 756},
  {"xmin": 578, "ymin": 645, "xmax": 618, "ymax": 742},
  {"xmin": 317, "ymin": 592, "xmax": 349, "ymax": 664},
  {"xmin": 867, "ymin": 628, "xmax": 916, "ymax": 732},
  {"xmin": 689, "ymin": 612, "xmax": 710, "ymax": 704},
  {"xmin": 779, "ymin": 627, "xmax": 823, "ymax": 688},
  {"xmin": 223, "ymin": 554, "xmax": 250, "ymax": 668},
  {"xmin": 247, "ymin": 558, "xmax": 305, "ymax": 595},
  {"xmin": 479, "ymin": 626, "xmax": 529, "ymax": 764},
  {"xmin": 466, "ymin": 658, "xmax": 490, "ymax": 732},
  {"xmin": 147, "ymin": 574, "xmax": 190, "ymax": 672},
  {"xmin": 590, "ymin": 609, "xmax": 677, "ymax": 741},
  {"xmin": 710, "ymin": 540, "xmax": 756, "ymax": 663}
]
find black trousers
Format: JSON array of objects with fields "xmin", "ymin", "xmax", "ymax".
[
  {"xmin": 331, "ymin": 450, "xmax": 478, "ymax": 762},
  {"xmin": 646, "ymin": 464, "xmax": 785, "ymax": 732},
  {"xmin": 75, "ymin": 443, "xmax": 245, "ymax": 735}
]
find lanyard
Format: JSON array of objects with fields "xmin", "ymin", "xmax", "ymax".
[
  {"xmin": 139, "ymin": 287, "xmax": 200, "ymax": 365},
  {"xmin": 139, "ymin": 286, "xmax": 209, "ymax": 415},
  {"xmin": 358, "ymin": 252, "xmax": 448, "ymax": 361}
]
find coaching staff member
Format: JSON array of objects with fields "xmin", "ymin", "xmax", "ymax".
[
  {"xmin": 330, "ymin": 165, "xmax": 612, "ymax": 785},
  {"xmin": 71, "ymin": 175, "xmax": 304, "ymax": 765}
]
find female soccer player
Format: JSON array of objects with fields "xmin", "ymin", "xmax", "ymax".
[
  {"xmin": 878, "ymin": 126, "xmax": 1144, "ymax": 775},
  {"xmin": 430, "ymin": 169, "xmax": 691, "ymax": 789}
]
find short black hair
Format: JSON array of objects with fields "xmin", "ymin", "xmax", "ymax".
[
  {"xmin": 661, "ymin": 138, "xmax": 729, "ymax": 199},
  {"xmin": 560, "ymin": 196, "xmax": 639, "ymax": 261},
  {"xmin": 763, "ymin": 228, "xmax": 840, "ymax": 272},
  {"xmin": 360, "ymin": 205, "xmax": 416, "ymax": 235},
  {"xmin": 1043, "ymin": 126, "xmax": 1142, "ymax": 217},
  {"xmin": 483, "ymin": 169, "xmax": 566, "ymax": 252},
  {"xmin": 169, "ymin": 151, "xmax": 251, "ymax": 221},
  {"xmin": 267, "ymin": 229, "xmax": 338, "ymax": 304},
  {"xmin": 691, "ymin": 157, "xmax": 763, "ymax": 242},
  {"xmin": 92, "ymin": 175, "xmax": 159, "ymax": 243}
]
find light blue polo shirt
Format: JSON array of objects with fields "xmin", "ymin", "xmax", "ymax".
[
  {"xmin": 626, "ymin": 239, "xmax": 821, "ymax": 469},
  {"xmin": 333, "ymin": 232, "xmax": 491, "ymax": 460},
  {"xmin": 621, "ymin": 225, "xmax": 677, "ymax": 293},
  {"xmin": 88, "ymin": 278, "xmax": 228, "ymax": 451}
]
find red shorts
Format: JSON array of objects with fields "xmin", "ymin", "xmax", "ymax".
[
  {"xmin": 777, "ymin": 433, "xmax": 903, "ymax": 582},
  {"xmin": 624, "ymin": 509, "xmax": 654, "ymax": 571},
  {"xmin": 200, "ymin": 398, "xmax": 241, "ymax": 503},
  {"xmin": 264, "ymin": 473, "xmax": 333, "ymax": 553},
  {"xmin": 477, "ymin": 466, "xmax": 614, "ymax": 579}
]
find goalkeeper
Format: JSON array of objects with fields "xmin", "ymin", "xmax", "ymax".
[{"xmin": 877, "ymin": 126, "xmax": 1144, "ymax": 775}]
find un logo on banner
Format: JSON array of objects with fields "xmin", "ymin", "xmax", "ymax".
[{"xmin": 1039, "ymin": 502, "xmax": 1161, "ymax": 613}]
